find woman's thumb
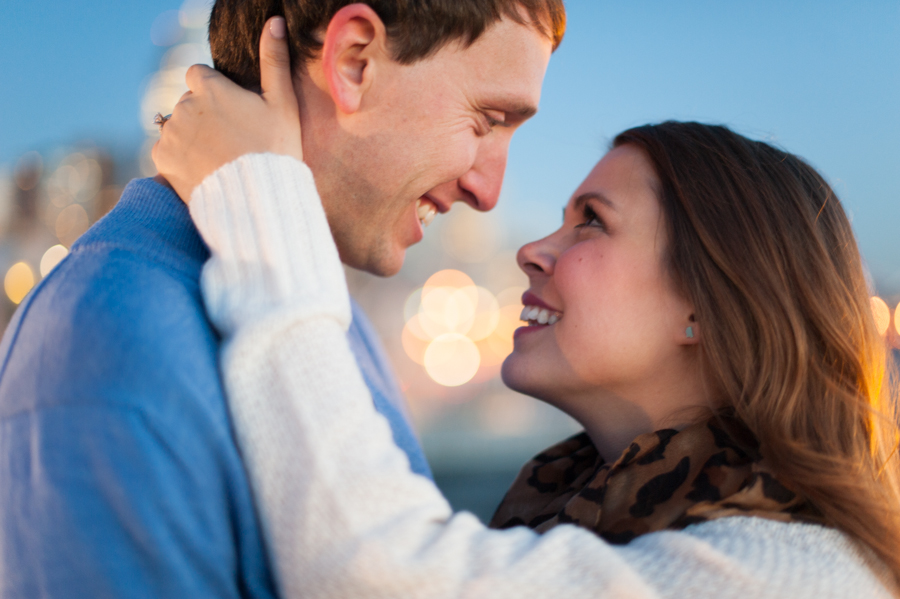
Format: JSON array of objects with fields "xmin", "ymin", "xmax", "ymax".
[{"xmin": 259, "ymin": 16, "xmax": 296, "ymax": 113}]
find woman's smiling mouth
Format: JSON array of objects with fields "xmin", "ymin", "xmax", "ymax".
[
  {"xmin": 519, "ymin": 305, "xmax": 563, "ymax": 326},
  {"xmin": 516, "ymin": 291, "xmax": 563, "ymax": 337}
]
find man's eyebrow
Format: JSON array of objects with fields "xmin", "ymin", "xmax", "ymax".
[
  {"xmin": 485, "ymin": 99, "xmax": 538, "ymax": 120},
  {"xmin": 508, "ymin": 103, "xmax": 538, "ymax": 119}
]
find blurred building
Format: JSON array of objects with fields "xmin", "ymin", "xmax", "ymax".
[{"xmin": 0, "ymin": 147, "xmax": 124, "ymax": 328}]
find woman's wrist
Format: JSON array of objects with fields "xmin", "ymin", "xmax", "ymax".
[{"xmin": 189, "ymin": 153, "xmax": 351, "ymax": 336}]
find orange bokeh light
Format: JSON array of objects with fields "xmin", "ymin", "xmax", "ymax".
[
  {"xmin": 424, "ymin": 334, "xmax": 481, "ymax": 387},
  {"xmin": 422, "ymin": 269, "xmax": 475, "ymax": 294},
  {"xmin": 871, "ymin": 297, "xmax": 890, "ymax": 337},
  {"xmin": 4, "ymin": 262, "xmax": 35, "ymax": 305},
  {"xmin": 894, "ymin": 302, "xmax": 900, "ymax": 338}
]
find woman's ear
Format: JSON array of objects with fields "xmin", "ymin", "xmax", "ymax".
[
  {"xmin": 680, "ymin": 313, "xmax": 701, "ymax": 346},
  {"xmin": 321, "ymin": 4, "xmax": 387, "ymax": 115}
]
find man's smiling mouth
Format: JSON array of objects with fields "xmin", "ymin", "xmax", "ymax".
[{"xmin": 417, "ymin": 198, "xmax": 437, "ymax": 227}]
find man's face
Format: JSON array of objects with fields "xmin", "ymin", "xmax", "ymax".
[{"xmin": 312, "ymin": 17, "xmax": 553, "ymax": 276}]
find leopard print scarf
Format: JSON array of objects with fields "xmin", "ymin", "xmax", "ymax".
[{"xmin": 489, "ymin": 416, "xmax": 822, "ymax": 544}]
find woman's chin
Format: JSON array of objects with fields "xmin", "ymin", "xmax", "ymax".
[{"xmin": 501, "ymin": 353, "xmax": 547, "ymax": 401}]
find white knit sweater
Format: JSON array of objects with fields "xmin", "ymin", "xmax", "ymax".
[{"xmin": 189, "ymin": 153, "xmax": 894, "ymax": 599}]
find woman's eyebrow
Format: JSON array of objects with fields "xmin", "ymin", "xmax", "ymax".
[
  {"xmin": 562, "ymin": 192, "xmax": 617, "ymax": 223},
  {"xmin": 574, "ymin": 192, "xmax": 617, "ymax": 213}
]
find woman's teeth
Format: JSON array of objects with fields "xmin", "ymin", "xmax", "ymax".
[
  {"xmin": 417, "ymin": 199, "xmax": 437, "ymax": 227},
  {"xmin": 519, "ymin": 305, "xmax": 562, "ymax": 326}
]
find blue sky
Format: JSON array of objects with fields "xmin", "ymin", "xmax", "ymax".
[{"xmin": 2, "ymin": 0, "xmax": 898, "ymax": 292}]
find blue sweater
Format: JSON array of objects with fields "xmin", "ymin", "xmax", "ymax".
[{"xmin": 0, "ymin": 178, "xmax": 431, "ymax": 598}]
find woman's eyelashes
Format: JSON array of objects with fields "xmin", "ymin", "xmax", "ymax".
[{"xmin": 574, "ymin": 204, "xmax": 606, "ymax": 232}]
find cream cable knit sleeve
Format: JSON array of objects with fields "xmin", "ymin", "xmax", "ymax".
[{"xmin": 189, "ymin": 153, "xmax": 892, "ymax": 599}]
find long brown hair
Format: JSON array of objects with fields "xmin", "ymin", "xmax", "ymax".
[{"xmin": 614, "ymin": 122, "xmax": 900, "ymax": 585}]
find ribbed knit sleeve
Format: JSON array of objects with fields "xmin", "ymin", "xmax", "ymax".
[
  {"xmin": 190, "ymin": 154, "xmax": 351, "ymax": 336},
  {"xmin": 189, "ymin": 153, "xmax": 893, "ymax": 599}
]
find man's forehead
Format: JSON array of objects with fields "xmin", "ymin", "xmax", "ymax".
[{"xmin": 452, "ymin": 23, "xmax": 552, "ymax": 105}]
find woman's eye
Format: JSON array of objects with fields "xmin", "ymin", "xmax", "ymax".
[{"xmin": 574, "ymin": 206, "xmax": 605, "ymax": 231}]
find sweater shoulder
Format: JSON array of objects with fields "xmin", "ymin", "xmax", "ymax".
[{"xmin": 0, "ymin": 239, "xmax": 222, "ymax": 423}]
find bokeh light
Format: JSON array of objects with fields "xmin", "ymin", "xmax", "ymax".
[
  {"xmin": 402, "ymin": 272, "xmax": 526, "ymax": 386},
  {"xmin": 139, "ymin": 139, "xmax": 159, "ymax": 177},
  {"xmin": 895, "ymin": 302, "xmax": 900, "ymax": 337},
  {"xmin": 404, "ymin": 270, "xmax": 484, "ymax": 385},
  {"xmin": 40, "ymin": 245, "xmax": 69, "ymax": 277},
  {"xmin": 440, "ymin": 204, "xmax": 501, "ymax": 263},
  {"xmin": 141, "ymin": 66, "xmax": 191, "ymax": 136},
  {"xmin": 423, "ymin": 269, "xmax": 475, "ymax": 292},
  {"xmin": 403, "ymin": 288, "xmax": 423, "ymax": 322},
  {"xmin": 179, "ymin": 0, "xmax": 215, "ymax": 29},
  {"xmin": 871, "ymin": 296, "xmax": 890, "ymax": 337},
  {"xmin": 420, "ymin": 285, "xmax": 477, "ymax": 337},
  {"xmin": 424, "ymin": 334, "xmax": 481, "ymax": 387},
  {"xmin": 5, "ymin": 262, "xmax": 35, "ymax": 305},
  {"xmin": 466, "ymin": 287, "xmax": 501, "ymax": 341},
  {"xmin": 56, "ymin": 204, "xmax": 90, "ymax": 247},
  {"xmin": 402, "ymin": 316, "xmax": 430, "ymax": 365},
  {"xmin": 483, "ymin": 303, "xmax": 524, "ymax": 365},
  {"xmin": 495, "ymin": 287, "xmax": 526, "ymax": 310},
  {"xmin": 0, "ymin": 167, "xmax": 12, "ymax": 233},
  {"xmin": 140, "ymin": 2, "xmax": 214, "ymax": 137},
  {"xmin": 48, "ymin": 153, "xmax": 102, "ymax": 209},
  {"xmin": 14, "ymin": 152, "xmax": 42, "ymax": 191}
]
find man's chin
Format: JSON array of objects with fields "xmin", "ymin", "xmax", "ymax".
[
  {"xmin": 341, "ymin": 246, "xmax": 406, "ymax": 278},
  {"xmin": 368, "ymin": 261, "xmax": 404, "ymax": 278}
]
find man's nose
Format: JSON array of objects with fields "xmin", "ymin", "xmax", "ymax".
[{"xmin": 456, "ymin": 134, "xmax": 510, "ymax": 212}]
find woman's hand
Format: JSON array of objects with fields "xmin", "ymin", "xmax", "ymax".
[{"xmin": 152, "ymin": 16, "xmax": 303, "ymax": 204}]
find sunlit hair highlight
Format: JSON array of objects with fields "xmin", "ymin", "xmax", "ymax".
[
  {"xmin": 209, "ymin": 0, "xmax": 566, "ymax": 91},
  {"xmin": 614, "ymin": 122, "xmax": 900, "ymax": 589}
]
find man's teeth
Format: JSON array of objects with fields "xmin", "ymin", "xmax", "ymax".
[
  {"xmin": 519, "ymin": 305, "xmax": 562, "ymax": 326},
  {"xmin": 417, "ymin": 199, "xmax": 437, "ymax": 227}
]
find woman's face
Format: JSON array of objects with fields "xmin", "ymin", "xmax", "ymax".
[{"xmin": 502, "ymin": 145, "xmax": 698, "ymax": 423}]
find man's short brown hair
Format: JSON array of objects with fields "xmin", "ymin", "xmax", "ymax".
[{"xmin": 209, "ymin": 0, "xmax": 566, "ymax": 90}]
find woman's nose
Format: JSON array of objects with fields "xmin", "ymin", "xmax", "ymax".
[{"xmin": 517, "ymin": 233, "xmax": 558, "ymax": 278}]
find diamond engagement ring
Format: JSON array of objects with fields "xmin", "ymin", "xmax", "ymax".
[{"xmin": 154, "ymin": 113, "xmax": 173, "ymax": 132}]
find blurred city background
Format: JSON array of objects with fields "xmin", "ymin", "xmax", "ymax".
[{"xmin": 2, "ymin": 0, "xmax": 898, "ymax": 522}]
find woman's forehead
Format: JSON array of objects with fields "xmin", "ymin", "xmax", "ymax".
[{"xmin": 565, "ymin": 146, "xmax": 659, "ymax": 212}]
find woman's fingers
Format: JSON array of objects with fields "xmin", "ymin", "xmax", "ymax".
[
  {"xmin": 153, "ymin": 17, "xmax": 303, "ymax": 203},
  {"xmin": 259, "ymin": 16, "xmax": 299, "ymax": 121},
  {"xmin": 184, "ymin": 63, "xmax": 220, "ymax": 93}
]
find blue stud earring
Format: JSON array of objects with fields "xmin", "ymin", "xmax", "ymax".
[{"xmin": 686, "ymin": 326, "xmax": 694, "ymax": 339}]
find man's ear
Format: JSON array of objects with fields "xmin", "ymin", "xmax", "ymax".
[{"xmin": 321, "ymin": 4, "xmax": 387, "ymax": 114}]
